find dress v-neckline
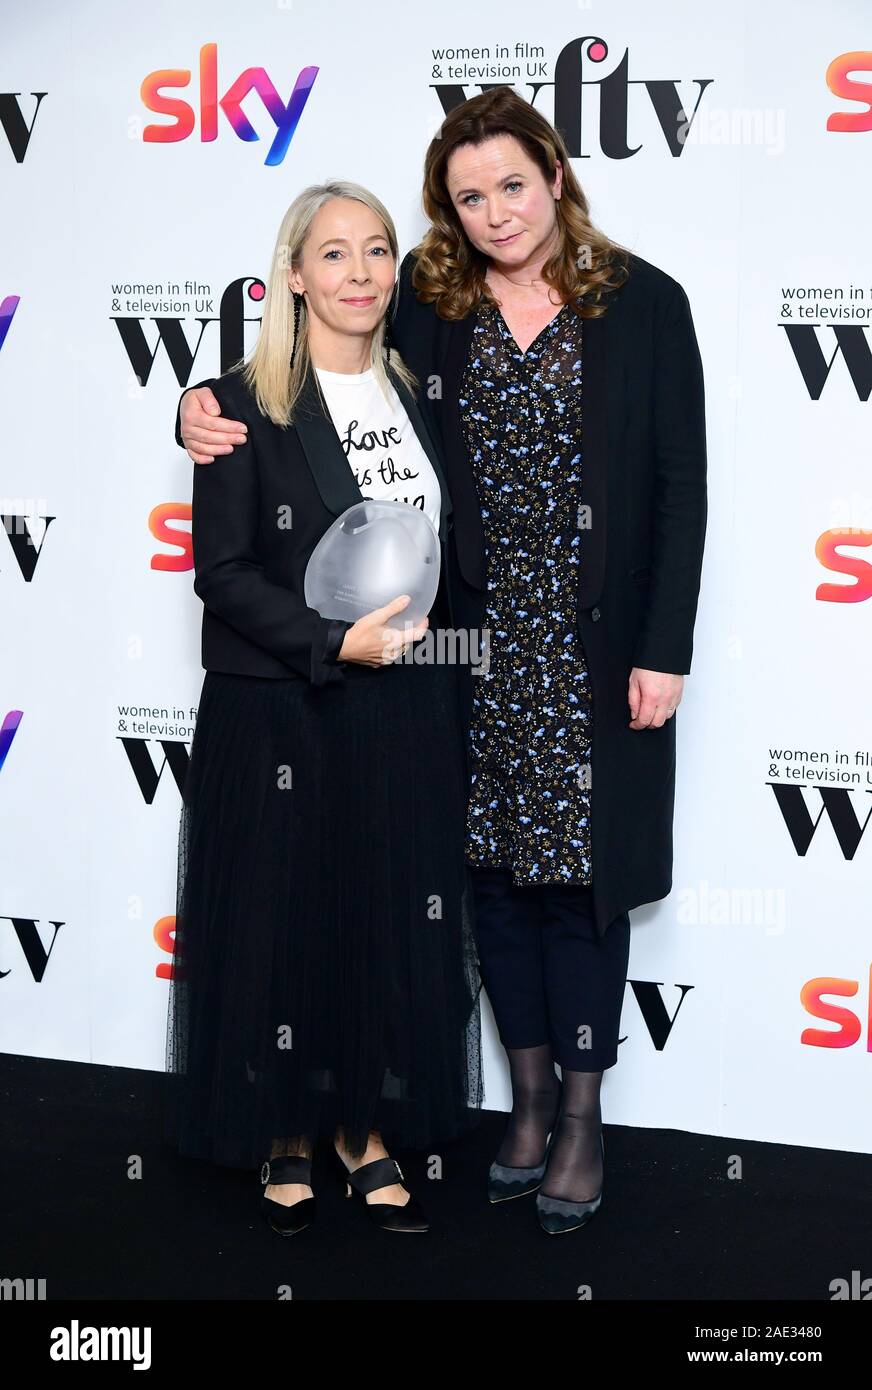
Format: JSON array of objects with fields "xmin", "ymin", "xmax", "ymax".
[{"xmin": 490, "ymin": 299, "xmax": 568, "ymax": 357}]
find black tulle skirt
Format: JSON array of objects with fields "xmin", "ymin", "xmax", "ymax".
[{"xmin": 163, "ymin": 636, "xmax": 484, "ymax": 1171}]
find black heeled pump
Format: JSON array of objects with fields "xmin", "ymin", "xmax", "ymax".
[
  {"xmin": 487, "ymin": 1079, "xmax": 563, "ymax": 1203},
  {"xmin": 536, "ymin": 1129, "xmax": 605, "ymax": 1235},
  {"xmin": 337, "ymin": 1151, "xmax": 429, "ymax": 1233},
  {"xmin": 260, "ymin": 1154, "xmax": 316, "ymax": 1236},
  {"xmin": 487, "ymin": 1126, "xmax": 556, "ymax": 1203}
]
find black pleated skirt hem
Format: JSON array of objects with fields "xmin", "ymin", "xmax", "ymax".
[{"xmin": 163, "ymin": 647, "xmax": 483, "ymax": 1172}]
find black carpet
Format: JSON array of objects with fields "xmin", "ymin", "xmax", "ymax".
[{"xmin": 2, "ymin": 1051, "xmax": 869, "ymax": 1303}]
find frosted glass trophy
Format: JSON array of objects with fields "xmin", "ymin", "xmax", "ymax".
[{"xmin": 304, "ymin": 499, "xmax": 441, "ymax": 631}]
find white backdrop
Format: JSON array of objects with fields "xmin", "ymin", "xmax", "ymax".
[{"xmin": 2, "ymin": 0, "xmax": 870, "ymax": 1154}]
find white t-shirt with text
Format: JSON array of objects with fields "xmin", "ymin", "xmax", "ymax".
[{"xmin": 314, "ymin": 365, "xmax": 442, "ymax": 533}]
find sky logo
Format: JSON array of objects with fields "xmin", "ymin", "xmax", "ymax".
[
  {"xmin": 826, "ymin": 51, "xmax": 872, "ymax": 132},
  {"xmin": 141, "ymin": 43, "xmax": 318, "ymax": 166},
  {"xmin": 0, "ymin": 296, "xmax": 21, "ymax": 353},
  {"xmin": 0, "ymin": 710, "xmax": 23, "ymax": 774}
]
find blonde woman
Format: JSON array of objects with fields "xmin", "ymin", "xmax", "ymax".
[{"xmin": 165, "ymin": 182, "xmax": 482, "ymax": 1236}]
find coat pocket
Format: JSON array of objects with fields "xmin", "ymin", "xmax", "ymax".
[{"xmin": 630, "ymin": 566, "xmax": 652, "ymax": 586}]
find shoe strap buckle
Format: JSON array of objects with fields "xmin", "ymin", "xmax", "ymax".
[
  {"xmin": 260, "ymin": 1161, "xmax": 270, "ymax": 1185},
  {"xmin": 393, "ymin": 1158, "xmax": 404, "ymax": 1183}
]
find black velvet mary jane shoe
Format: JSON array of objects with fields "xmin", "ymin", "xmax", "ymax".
[
  {"xmin": 260, "ymin": 1154, "xmax": 316, "ymax": 1236},
  {"xmin": 340, "ymin": 1154, "xmax": 429, "ymax": 1233}
]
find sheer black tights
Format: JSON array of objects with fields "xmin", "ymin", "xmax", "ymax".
[
  {"xmin": 495, "ymin": 1044, "xmax": 561, "ymax": 1167},
  {"xmin": 540, "ymin": 1066, "xmax": 604, "ymax": 1203}
]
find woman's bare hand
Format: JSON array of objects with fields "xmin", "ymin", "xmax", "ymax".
[
  {"xmin": 180, "ymin": 386, "xmax": 248, "ymax": 464},
  {"xmin": 628, "ymin": 668, "xmax": 684, "ymax": 729},
  {"xmin": 339, "ymin": 596, "xmax": 429, "ymax": 667}
]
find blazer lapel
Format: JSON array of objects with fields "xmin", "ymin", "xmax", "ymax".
[{"xmin": 294, "ymin": 369, "xmax": 364, "ymax": 516}]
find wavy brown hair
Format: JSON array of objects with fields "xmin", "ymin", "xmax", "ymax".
[{"xmin": 412, "ymin": 86, "xmax": 631, "ymax": 321}]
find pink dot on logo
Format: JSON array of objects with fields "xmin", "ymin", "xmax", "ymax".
[
  {"xmin": 249, "ymin": 283, "xmax": 265, "ymax": 301},
  {"xmin": 588, "ymin": 42, "xmax": 606, "ymax": 62}
]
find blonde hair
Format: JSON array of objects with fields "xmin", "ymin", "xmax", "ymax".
[
  {"xmin": 228, "ymin": 180, "xmax": 417, "ymax": 425},
  {"xmin": 412, "ymin": 87, "xmax": 631, "ymax": 321}
]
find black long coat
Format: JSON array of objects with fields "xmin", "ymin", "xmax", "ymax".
[{"xmin": 391, "ymin": 249, "xmax": 708, "ymax": 936}]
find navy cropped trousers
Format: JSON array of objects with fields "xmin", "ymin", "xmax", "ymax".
[{"xmin": 469, "ymin": 866, "xmax": 631, "ymax": 1072}]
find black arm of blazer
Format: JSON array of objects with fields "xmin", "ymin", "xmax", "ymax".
[
  {"xmin": 189, "ymin": 373, "xmax": 351, "ymax": 682},
  {"xmin": 631, "ymin": 278, "xmax": 708, "ymax": 676}
]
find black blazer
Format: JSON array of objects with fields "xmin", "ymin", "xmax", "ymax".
[{"xmin": 181, "ymin": 363, "xmax": 456, "ymax": 685}]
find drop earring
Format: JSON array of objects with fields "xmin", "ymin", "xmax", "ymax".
[
  {"xmin": 383, "ymin": 283, "xmax": 399, "ymax": 365},
  {"xmin": 289, "ymin": 289, "xmax": 302, "ymax": 368}
]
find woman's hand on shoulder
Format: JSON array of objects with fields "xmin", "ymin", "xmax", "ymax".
[
  {"xmin": 181, "ymin": 384, "xmax": 248, "ymax": 464},
  {"xmin": 339, "ymin": 595, "xmax": 429, "ymax": 667}
]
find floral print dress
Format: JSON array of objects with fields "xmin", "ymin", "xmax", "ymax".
[{"xmin": 459, "ymin": 297, "xmax": 593, "ymax": 886}]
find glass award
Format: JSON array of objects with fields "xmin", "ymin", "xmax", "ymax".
[{"xmin": 304, "ymin": 499, "xmax": 440, "ymax": 631}]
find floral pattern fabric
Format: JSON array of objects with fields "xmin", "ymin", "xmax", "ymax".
[{"xmin": 460, "ymin": 298, "xmax": 593, "ymax": 885}]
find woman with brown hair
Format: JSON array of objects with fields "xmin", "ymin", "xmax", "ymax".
[{"xmin": 176, "ymin": 86, "xmax": 707, "ymax": 1234}]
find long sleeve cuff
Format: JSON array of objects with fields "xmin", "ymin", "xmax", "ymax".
[
  {"xmin": 322, "ymin": 618, "xmax": 354, "ymax": 664},
  {"xmin": 309, "ymin": 617, "xmax": 355, "ymax": 685}
]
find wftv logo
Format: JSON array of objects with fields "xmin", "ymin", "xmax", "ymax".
[
  {"xmin": 780, "ymin": 321, "xmax": 872, "ymax": 400},
  {"xmin": 114, "ymin": 276, "xmax": 263, "ymax": 386},
  {"xmin": 0, "ymin": 93, "xmax": 46, "ymax": 162},
  {"xmin": 1, "ymin": 512, "xmax": 55, "ymax": 581},
  {"xmin": 0, "ymin": 917, "xmax": 64, "ymax": 982},
  {"xmin": 118, "ymin": 734, "xmax": 190, "ymax": 804},
  {"xmin": 433, "ymin": 35, "xmax": 714, "ymax": 158},
  {"xmin": 768, "ymin": 784, "xmax": 872, "ymax": 860},
  {"xmin": 141, "ymin": 43, "xmax": 317, "ymax": 166}
]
